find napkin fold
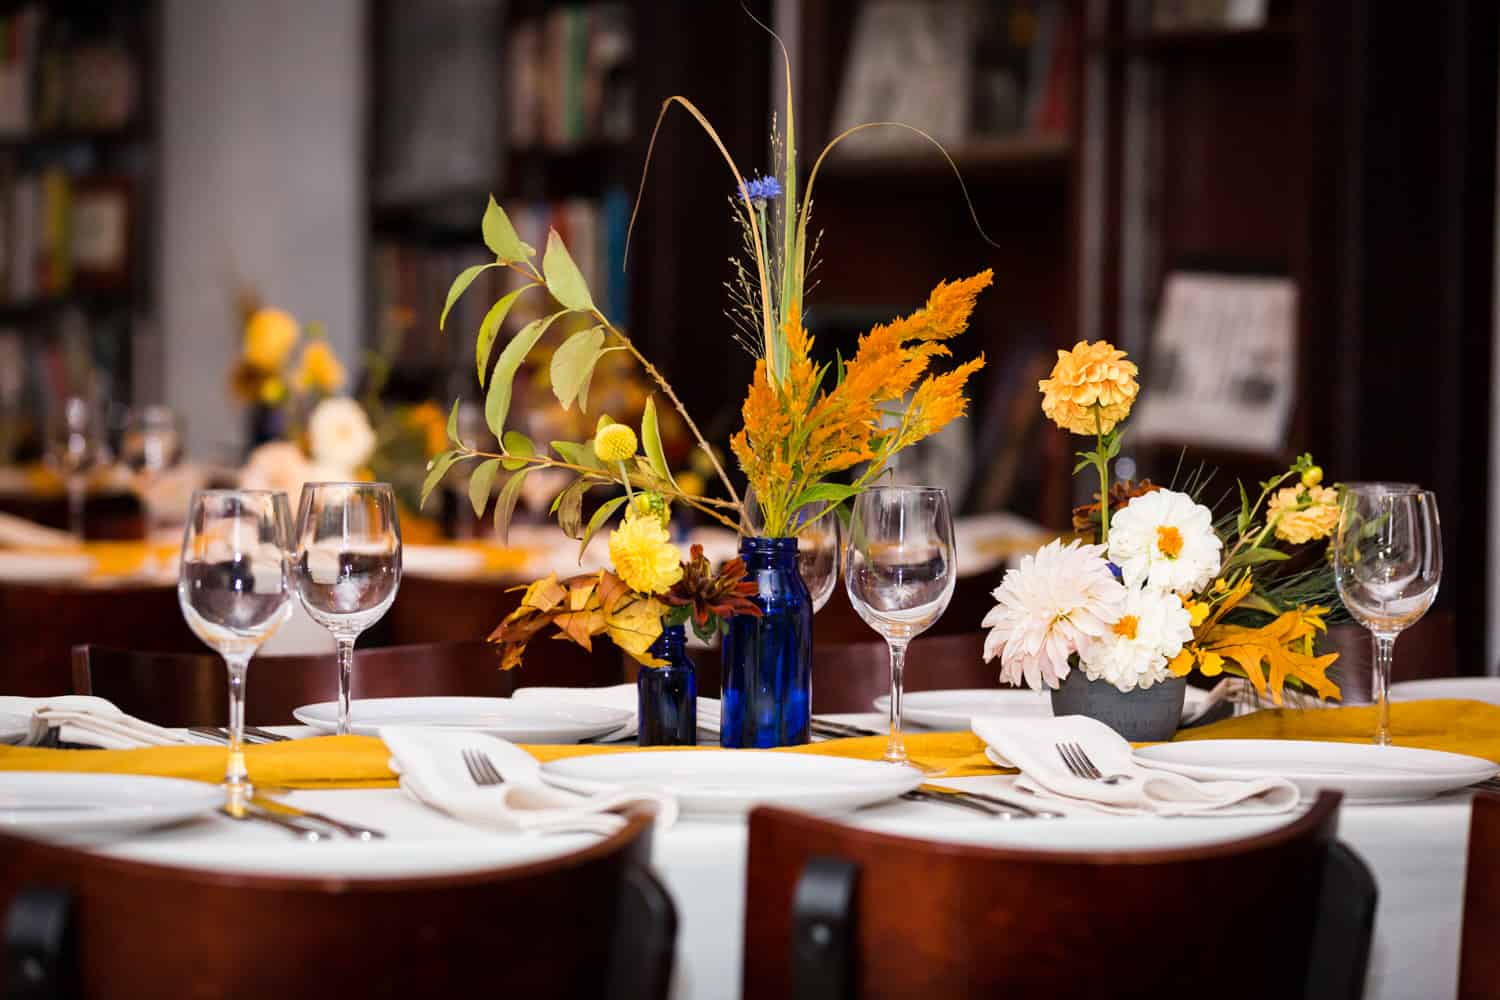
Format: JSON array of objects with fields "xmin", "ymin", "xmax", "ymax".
[
  {"xmin": 0, "ymin": 695, "xmax": 188, "ymax": 749},
  {"xmin": 511, "ymin": 684, "xmax": 721, "ymax": 741},
  {"xmin": 381, "ymin": 726, "xmax": 678, "ymax": 835},
  {"xmin": 974, "ymin": 714, "xmax": 1299, "ymax": 817}
]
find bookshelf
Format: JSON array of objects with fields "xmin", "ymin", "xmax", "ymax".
[{"xmin": 0, "ymin": 1, "xmax": 158, "ymax": 463}]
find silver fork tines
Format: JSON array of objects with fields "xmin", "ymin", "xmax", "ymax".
[
  {"xmin": 1057, "ymin": 742, "xmax": 1132, "ymax": 785},
  {"xmin": 462, "ymin": 748, "xmax": 505, "ymax": 787}
]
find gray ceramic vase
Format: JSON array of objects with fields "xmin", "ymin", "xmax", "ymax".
[{"xmin": 1050, "ymin": 671, "xmax": 1187, "ymax": 742}]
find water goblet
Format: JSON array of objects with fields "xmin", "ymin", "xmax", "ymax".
[
  {"xmin": 45, "ymin": 395, "xmax": 105, "ymax": 539},
  {"xmin": 845, "ymin": 486, "xmax": 956, "ymax": 763},
  {"xmin": 293, "ymin": 482, "xmax": 403, "ymax": 735},
  {"xmin": 1333, "ymin": 486, "xmax": 1443, "ymax": 746},
  {"xmin": 121, "ymin": 405, "xmax": 185, "ymax": 572},
  {"xmin": 177, "ymin": 490, "xmax": 294, "ymax": 808},
  {"xmin": 741, "ymin": 487, "xmax": 842, "ymax": 612}
]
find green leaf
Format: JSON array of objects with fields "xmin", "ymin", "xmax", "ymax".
[
  {"xmin": 1229, "ymin": 547, "xmax": 1292, "ymax": 568},
  {"xmin": 481, "ymin": 196, "xmax": 535, "ymax": 262},
  {"xmin": 552, "ymin": 439, "xmax": 606, "ymax": 472},
  {"xmin": 690, "ymin": 614, "xmax": 720, "ymax": 643},
  {"xmin": 578, "ymin": 494, "xmax": 628, "ymax": 561},
  {"xmin": 1072, "ymin": 458, "xmax": 1093, "ymax": 475},
  {"xmin": 640, "ymin": 396, "xmax": 678, "ymax": 488},
  {"xmin": 554, "ymin": 478, "xmax": 592, "ymax": 538},
  {"xmin": 493, "ymin": 469, "xmax": 532, "ymax": 544},
  {"xmin": 550, "ymin": 326, "xmax": 606, "ymax": 409},
  {"xmin": 467, "ymin": 458, "xmax": 502, "ymax": 517},
  {"xmin": 1239, "ymin": 590, "xmax": 1282, "ymax": 616},
  {"xmin": 446, "ymin": 399, "xmax": 462, "ymax": 447},
  {"xmin": 476, "ymin": 285, "xmax": 534, "ymax": 387},
  {"xmin": 791, "ymin": 482, "xmax": 861, "ymax": 509},
  {"xmin": 500, "ymin": 430, "xmax": 536, "ymax": 471},
  {"xmin": 1237, "ymin": 481, "xmax": 1252, "ymax": 535},
  {"xmin": 542, "ymin": 229, "xmax": 595, "ymax": 312},
  {"xmin": 440, "ymin": 263, "xmax": 498, "ymax": 331},
  {"xmin": 419, "ymin": 450, "xmax": 467, "ymax": 509},
  {"xmin": 483, "ymin": 311, "xmax": 567, "ymax": 440}
]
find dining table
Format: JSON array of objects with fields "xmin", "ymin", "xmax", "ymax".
[{"xmin": 3, "ymin": 704, "xmax": 1485, "ymax": 1000}]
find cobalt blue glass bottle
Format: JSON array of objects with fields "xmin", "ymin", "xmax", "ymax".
[
  {"xmin": 721, "ymin": 537, "xmax": 812, "ymax": 747},
  {"xmin": 637, "ymin": 624, "xmax": 697, "ymax": 746}
]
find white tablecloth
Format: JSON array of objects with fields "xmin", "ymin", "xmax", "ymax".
[{"xmin": 78, "ymin": 715, "xmax": 1471, "ymax": 1000}]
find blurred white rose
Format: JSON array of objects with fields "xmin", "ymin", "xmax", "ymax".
[
  {"xmin": 307, "ymin": 397, "xmax": 376, "ymax": 475},
  {"xmin": 240, "ymin": 442, "xmax": 341, "ymax": 505}
]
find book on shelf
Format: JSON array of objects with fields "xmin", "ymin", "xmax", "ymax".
[
  {"xmin": 0, "ymin": 4, "xmax": 140, "ymax": 138},
  {"xmin": 508, "ymin": 3, "xmax": 633, "ymax": 152},
  {"xmin": 0, "ymin": 166, "xmax": 133, "ymax": 305}
]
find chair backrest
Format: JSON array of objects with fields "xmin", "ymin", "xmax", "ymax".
[
  {"xmin": 745, "ymin": 792, "xmax": 1376, "ymax": 1000},
  {"xmin": 0, "ymin": 812, "xmax": 674, "ymax": 1000},
  {"xmin": 72, "ymin": 640, "xmax": 626, "ymax": 727},
  {"xmin": 0, "ymin": 583, "xmax": 201, "ymax": 697},
  {"xmin": 635, "ymin": 632, "xmax": 999, "ymax": 714},
  {"xmin": 1460, "ymin": 791, "xmax": 1500, "ymax": 998}
]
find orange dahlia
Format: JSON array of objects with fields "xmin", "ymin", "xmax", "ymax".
[{"xmin": 1038, "ymin": 340, "xmax": 1139, "ymax": 436}]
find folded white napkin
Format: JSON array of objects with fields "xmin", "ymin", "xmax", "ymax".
[
  {"xmin": 973, "ymin": 714, "xmax": 1299, "ymax": 817},
  {"xmin": 0, "ymin": 695, "xmax": 188, "ymax": 749},
  {"xmin": 512, "ymin": 684, "xmax": 721, "ymax": 741},
  {"xmin": 381, "ymin": 726, "xmax": 678, "ymax": 835}
]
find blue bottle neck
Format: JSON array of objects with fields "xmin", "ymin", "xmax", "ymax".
[
  {"xmin": 649, "ymin": 623, "xmax": 688, "ymax": 661},
  {"xmin": 739, "ymin": 535, "xmax": 799, "ymax": 570}
]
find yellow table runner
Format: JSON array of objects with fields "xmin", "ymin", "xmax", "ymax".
[{"xmin": 1, "ymin": 700, "xmax": 1496, "ymax": 790}]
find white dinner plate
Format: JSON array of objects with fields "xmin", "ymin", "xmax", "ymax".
[
  {"xmin": 0, "ymin": 711, "xmax": 30, "ymax": 746},
  {"xmin": 399, "ymin": 545, "xmax": 487, "ymax": 579},
  {"xmin": 539, "ymin": 750, "xmax": 924, "ymax": 815},
  {"xmin": 1133, "ymin": 739, "xmax": 1497, "ymax": 803},
  {"xmin": 1390, "ymin": 678, "xmax": 1500, "ymax": 706},
  {"xmin": 293, "ymin": 697, "xmax": 632, "ymax": 744},
  {"xmin": 0, "ymin": 550, "xmax": 95, "ymax": 583},
  {"xmin": 873, "ymin": 689, "xmax": 1054, "ymax": 729},
  {"xmin": 0, "ymin": 772, "xmax": 222, "ymax": 836}
]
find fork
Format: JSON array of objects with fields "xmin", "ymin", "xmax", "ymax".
[
  {"xmin": 462, "ymin": 748, "xmax": 505, "ymax": 787},
  {"xmin": 1057, "ymin": 742, "xmax": 1133, "ymax": 785},
  {"xmin": 189, "ymin": 726, "xmax": 284, "ymax": 746}
]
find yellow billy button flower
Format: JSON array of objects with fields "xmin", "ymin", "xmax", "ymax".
[
  {"xmin": 1301, "ymin": 465, "xmax": 1324, "ymax": 488},
  {"xmin": 594, "ymin": 423, "xmax": 638, "ymax": 463}
]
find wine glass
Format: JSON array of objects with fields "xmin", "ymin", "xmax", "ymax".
[
  {"xmin": 1333, "ymin": 486, "xmax": 1442, "ymax": 746},
  {"xmin": 45, "ymin": 395, "xmax": 105, "ymax": 539},
  {"xmin": 844, "ymin": 486, "xmax": 956, "ymax": 763},
  {"xmin": 177, "ymin": 490, "xmax": 293, "ymax": 809},
  {"xmin": 121, "ymin": 405, "xmax": 184, "ymax": 572},
  {"xmin": 293, "ymin": 482, "xmax": 402, "ymax": 735},
  {"xmin": 741, "ymin": 487, "xmax": 842, "ymax": 612}
]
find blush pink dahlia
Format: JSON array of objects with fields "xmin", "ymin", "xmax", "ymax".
[{"xmin": 982, "ymin": 538, "xmax": 1128, "ymax": 690}]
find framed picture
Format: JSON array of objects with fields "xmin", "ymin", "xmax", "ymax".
[{"xmin": 70, "ymin": 175, "xmax": 133, "ymax": 294}]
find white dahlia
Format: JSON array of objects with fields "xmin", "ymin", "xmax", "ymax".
[
  {"xmin": 307, "ymin": 396, "xmax": 376, "ymax": 475},
  {"xmin": 1082, "ymin": 586, "xmax": 1195, "ymax": 693},
  {"xmin": 982, "ymin": 539, "xmax": 1127, "ymax": 690},
  {"xmin": 1107, "ymin": 488, "xmax": 1222, "ymax": 594}
]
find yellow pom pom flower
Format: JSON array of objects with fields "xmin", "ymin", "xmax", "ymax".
[
  {"xmin": 608, "ymin": 512, "xmax": 683, "ymax": 595},
  {"xmin": 1268, "ymin": 485, "xmax": 1341, "ymax": 544},
  {"xmin": 243, "ymin": 308, "xmax": 300, "ymax": 372},
  {"xmin": 293, "ymin": 341, "xmax": 347, "ymax": 394},
  {"xmin": 1038, "ymin": 340, "xmax": 1139, "ymax": 436},
  {"xmin": 594, "ymin": 423, "xmax": 638, "ymax": 463}
]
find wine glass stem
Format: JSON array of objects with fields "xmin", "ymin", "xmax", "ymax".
[
  {"xmin": 223, "ymin": 652, "xmax": 251, "ymax": 808},
  {"xmin": 1372, "ymin": 632, "xmax": 1397, "ymax": 747},
  {"xmin": 66, "ymin": 475, "xmax": 85, "ymax": 540},
  {"xmin": 885, "ymin": 638, "xmax": 910, "ymax": 763},
  {"xmin": 336, "ymin": 636, "xmax": 357, "ymax": 736}
]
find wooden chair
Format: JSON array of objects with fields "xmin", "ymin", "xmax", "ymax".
[
  {"xmin": 0, "ymin": 812, "xmax": 675, "ymax": 1000},
  {"xmin": 627, "ymin": 632, "xmax": 999, "ymax": 715},
  {"xmin": 1459, "ymin": 791, "xmax": 1500, "ymax": 998},
  {"xmin": 0, "ymin": 582, "xmax": 201, "ymax": 697},
  {"xmin": 745, "ymin": 792, "xmax": 1376, "ymax": 999},
  {"xmin": 72, "ymin": 640, "xmax": 627, "ymax": 728}
]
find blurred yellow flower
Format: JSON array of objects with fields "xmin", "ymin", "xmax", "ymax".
[
  {"xmin": 258, "ymin": 377, "xmax": 287, "ymax": 405},
  {"xmin": 595, "ymin": 422, "xmax": 638, "ymax": 463},
  {"xmin": 243, "ymin": 308, "xmax": 300, "ymax": 372},
  {"xmin": 1268, "ymin": 485, "xmax": 1340, "ymax": 544},
  {"xmin": 675, "ymin": 470, "xmax": 706, "ymax": 499},
  {"xmin": 1038, "ymin": 340, "xmax": 1139, "ymax": 436},
  {"xmin": 405, "ymin": 402, "xmax": 448, "ymax": 457},
  {"xmin": 608, "ymin": 513, "xmax": 683, "ymax": 595},
  {"xmin": 294, "ymin": 341, "xmax": 347, "ymax": 394}
]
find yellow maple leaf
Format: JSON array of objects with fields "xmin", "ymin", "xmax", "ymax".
[{"xmin": 1200, "ymin": 606, "xmax": 1340, "ymax": 704}]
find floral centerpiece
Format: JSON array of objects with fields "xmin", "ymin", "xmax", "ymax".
[
  {"xmin": 423, "ymin": 18, "xmax": 993, "ymax": 747},
  {"xmin": 981, "ymin": 340, "xmax": 1344, "ymax": 740}
]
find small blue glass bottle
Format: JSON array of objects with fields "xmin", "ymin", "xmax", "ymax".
[
  {"xmin": 638, "ymin": 624, "xmax": 697, "ymax": 746},
  {"xmin": 720, "ymin": 537, "xmax": 812, "ymax": 747}
]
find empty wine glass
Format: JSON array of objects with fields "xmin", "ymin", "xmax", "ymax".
[
  {"xmin": 845, "ymin": 486, "xmax": 956, "ymax": 763},
  {"xmin": 1333, "ymin": 486, "xmax": 1443, "ymax": 746},
  {"xmin": 741, "ymin": 487, "xmax": 842, "ymax": 612},
  {"xmin": 294, "ymin": 482, "xmax": 402, "ymax": 735},
  {"xmin": 121, "ymin": 405, "xmax": 184, "ymax": 573},
  {"xmin": 46, "ymin": 395, "xmax": 105, "ymax": 539},
  {"xmin": 178, "ymin": 490, "xmax": 293, "ymax": 808}
]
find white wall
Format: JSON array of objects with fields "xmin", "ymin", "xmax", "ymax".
[{"xmin": 153, "ymin": 0, "xmax": 365, "ymax": 461}]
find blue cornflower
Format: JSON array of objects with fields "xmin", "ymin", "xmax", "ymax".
[{"xmin": 740, "ymin": 175, "xmax": 783, "ymax": 205}]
